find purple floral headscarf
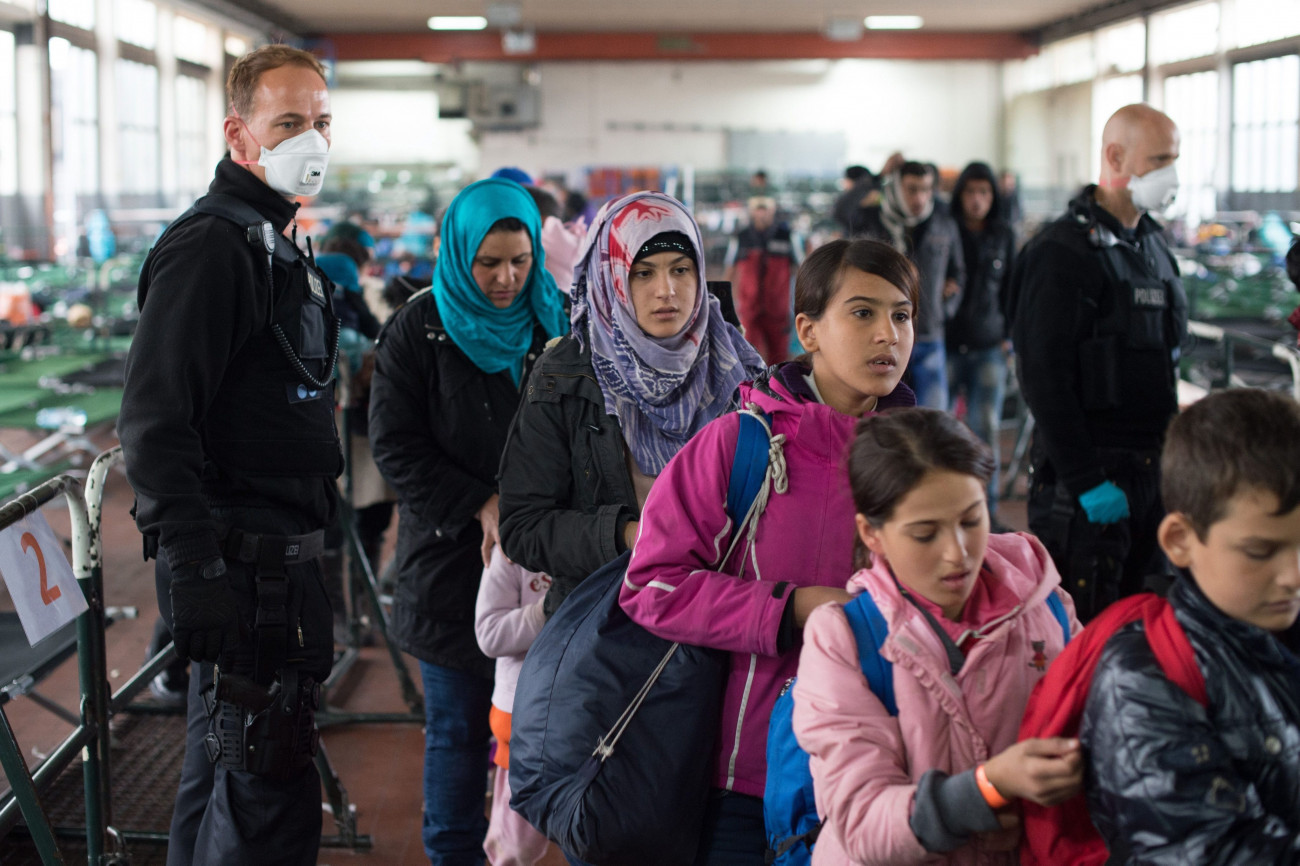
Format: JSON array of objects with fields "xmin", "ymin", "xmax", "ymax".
[{"xmin": 570, "ymin": 191, "xmax": 765, "ymax": 475}]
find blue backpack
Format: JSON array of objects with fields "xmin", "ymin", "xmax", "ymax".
[
  {"xmin": 763, "ymin": 588, "xmax": 1072, "ymax": 865},
  {"xmin": 509, "ymin": 409, "xmax": 777, "ymax": 866}
]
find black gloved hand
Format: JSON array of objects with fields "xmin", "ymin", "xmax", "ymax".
[{"xmin": 169, "ymin": 557, "xmax": 238, "ymax": 662}]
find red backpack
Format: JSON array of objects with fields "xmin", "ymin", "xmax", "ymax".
[{"xmin": 1018, "ymin": 593, "xmax": 1208, "ymax": 866}]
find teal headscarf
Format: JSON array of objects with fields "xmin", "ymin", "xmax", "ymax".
[{"xmin": 433, "ymin": 178, "xmax": 569, "ymax": 384}]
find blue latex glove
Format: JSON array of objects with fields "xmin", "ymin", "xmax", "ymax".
[{"xmin": 1078, "ymin": 481, "xmax": 1130, "ymax": 524}]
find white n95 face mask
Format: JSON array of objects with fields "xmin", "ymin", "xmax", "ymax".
[
  {"xmin": 258, "ymin": 128, "xmax": 330, "ymax": 197},
  {"xmin": 1128, "ymin": 163, "xmax": 1179, "ymax": 213}
]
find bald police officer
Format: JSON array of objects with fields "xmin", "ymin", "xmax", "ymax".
[{"xmin": 1010, "ymin": 104, "xmax": 1188, "ymax": 622}]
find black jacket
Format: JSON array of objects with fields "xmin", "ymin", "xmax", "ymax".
[
  {"xmin": 120, "ymin": 158, "xmax": 340, "ymax": 567},
  {"xmin": 1009, "ymin": 187, "xmax": 1187, "ymax": 495},
  {"xmin": 369, "ymin": 289, "xmax": 547, "ymax": 676},
  {"xmin": 497, "ymin": 334, "xmax": 639, "ymax": 616},
  {"xmin": 947, "ymin": 221, "xmax": 1015, "ymax": 352},
  {"xmin": 1081, "ymin": 577, "xmax": 1300, "ymax": 864},
  {"xmin": 948, "ymin": 163, "xmax": 1016, "ymax": 352}
]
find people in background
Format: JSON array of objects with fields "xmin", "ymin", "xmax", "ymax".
[
  {"xmin": 856, "ymin": 161, "xmax": 965, "ymax": 410},
  {"xmin": 1008, "ymin": 104, "xmax": 1187, "ymax": 622},
  {"xmin": 998, "ymin": 169, "xmax": 1023, "ymax": 231},
  {"xmin": 794, "ymin": 408, "xmax": 1082, "ymax": 865},
  {"xmin": 724, "ymin": 195, "xmax": 804, "ymax": 364},
  {"xmin": 369, "ymin": 177, "xmax": 567, "ymax": 865},
  {"xmin": 498, "ymin": 191, "xmax": 764, "ymax": 618},
  {"xmin": 947, "ymin": 162, "xmax": 1017, "ymax": 527},
  {"xmin": 1082, "ymin": 389, "xmax": 1300, "ymax": 862},
  {"xmin": 619, "ymin": 239, "xmax": 918, "ymax": 865}
]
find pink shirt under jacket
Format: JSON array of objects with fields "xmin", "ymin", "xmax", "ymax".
[{"xmin": 792, "ymin": 532, "xmax": 1081, "ymax": 866}]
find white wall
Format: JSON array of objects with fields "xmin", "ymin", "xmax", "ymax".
[{"xmin": 473, "ymin": 58, "xmax": 1004, "ymax": 177}]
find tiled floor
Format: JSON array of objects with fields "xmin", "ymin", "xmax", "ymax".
[{"xmin": 0, "ymin": 425, "xmax": 1029, "ymax": 866}]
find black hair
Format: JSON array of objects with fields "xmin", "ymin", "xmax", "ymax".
[
  {"xmin": 1162, "ymin": 388, "xmax": 1300, "ymax": 539},
  {"xmin": 320, "ymin": 236, "xmax": 370, "ymax": 268},
  {"xmin": 487, "ymin": 216, "xmax": 528, "ymax": 234},
  {"xmin": 899, "ymin": 161, "xmax": 931, "ymax": 180},
  {"xmin": 525, "ymin": 186, "xmax": 562, "ymax": 221},
  {"xmin": 794, "ymin": 238, "xmax": 920, "ymax": 322},
  {"xmin": 845, "ymin": 164, "xmax": 871, "ymax": 182},
  {"xmin": 848, "ymin": 408, "xmax": 995, "ymax": 566}
]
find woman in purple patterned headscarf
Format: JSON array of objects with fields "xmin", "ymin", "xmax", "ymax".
[{"xmin": 498, "ymin": 191, "xmax": 764, "ymax": 616}]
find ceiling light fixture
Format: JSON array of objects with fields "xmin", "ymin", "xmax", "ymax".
[
  {"xmin": 823, "ymin": 17, "xmax": 864, "ymax": 41},
  {"xmin": 864, "ymin": 15, "xmax": 924, "ymax": 30},
  {"xmin": 428, "ymin": 16, "xmax": 488, "ymax": 30}
]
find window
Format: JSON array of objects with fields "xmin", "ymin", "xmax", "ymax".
[
  {"xmin": 174, "ymin": 16, "xmax": 215, "ymax": 66},
  {"xmin": 176, "ymin": 74, "xmax": 209, "ymax": 197},
  {"xmin": 48, "ymin": 37, "xmax": 98, "ymax": 195},
  {"xmin": 116, "ymin": 58, "xmax": 160, "ymax": 194},
  {"xmin": 1151, "ymin": 2, "xmax": 1221, "ymax": 65},
  {"xmin": 1232, "ymin": 55, "xmax": 1299, "ymax": 192},
  {"xmin": 1050, "ymin": 34, "xmax": 1096, "ymax": 86},
  {"xmin": 0, "ymin": 30, "xmax": 15, "ymax": 196},
  {"xmin": 115, "ymin": 0, "xmax": 158, "ymax": 49},
  {"xmin": 1096, "ymin": 19, "xmax": 1146, "ymax": 74},
  {"xmin": 47, "ymin": 0, "xmax": 94, "ymax": 30},
  {"xmin": 1165, "ymin": 71, "xmax": 1221, "ymax": 225},
  {"xmin": 1227, "ymin": 0, "xmax": 1300, "ymax": 49}
]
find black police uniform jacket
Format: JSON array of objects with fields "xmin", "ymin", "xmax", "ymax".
[
  {"xmin": 1008, "ymin": 186, "xmax": 1188, "ymax": 496},
  {"xmin": 368, "ymin": 290, "xmax": 547, "ymax": 677},
  {"xmin": 1080, "ymin": 577, "xmax": 1300, "ymax": 864},
  {"xmin": 497, "ymin": 333, "xmax": 641, "ymax": 618},
  {"xmin": 119, "ymin": 158, "xmax": 341, "ymax": 569}
]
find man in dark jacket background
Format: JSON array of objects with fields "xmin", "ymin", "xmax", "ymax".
[
  {"xmin": 948, "ymin": 161, "xmax": 1016, "ymax": 526},
  {"xmin": 118, "ymin": 45, "xmax": 339, "ymax": 865},
  {"xmin": 1009, "ymin": 103, "xmax": 1186, "ymax": 622},
  {"xmin": 855, "ymin": 160, "xmax": 965, "ymax": 409}
]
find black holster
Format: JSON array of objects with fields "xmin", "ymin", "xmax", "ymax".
[{"xmin": 203, "ymin": 667, "xmax": 320, "ymax": 781}]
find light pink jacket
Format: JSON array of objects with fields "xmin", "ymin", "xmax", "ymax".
[
  {"xmin": 474, "ymin": 545, "xmax": 552, "ymax": 712},
  {"xmin": 619, "ymin": 370, "xmax": 914, "ymax": 796},
  {"xmin": 792, "ymin": 533, "xmax": 1081, "ymax": 866}
]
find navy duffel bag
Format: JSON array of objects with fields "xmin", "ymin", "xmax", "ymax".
[{"xmin": 508, "ymin": 549, "xmax": 725, "ymax": 866}]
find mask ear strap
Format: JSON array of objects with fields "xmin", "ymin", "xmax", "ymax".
[{"xmin": 229, "ymin": 107, "xmax": 263, "ymax": 166}]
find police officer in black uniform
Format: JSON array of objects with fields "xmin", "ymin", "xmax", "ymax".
[
  {"xmin": 1009, "ymin": 104, "xmax": 1187, "ymax": 623},
  {"xmin": 118, "ymin": 45, "xmax": 339, "ymax": 865}
]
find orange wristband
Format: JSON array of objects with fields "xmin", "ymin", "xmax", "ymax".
[{"xmin": 975, "ymin": 763, "xmax": 1011, "ymax": 809}]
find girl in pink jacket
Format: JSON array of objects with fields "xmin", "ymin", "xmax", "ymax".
[
  {"xmin": 792, "ymin": 408, "xmax": 1084, "ymax": 866},
  {"xmin": 474, "ymin": 546, "xmax": 553, "ymax": 866},
  {"xmin": 621, "ymin": 239, "xmax": 919, "ymax": 865}
]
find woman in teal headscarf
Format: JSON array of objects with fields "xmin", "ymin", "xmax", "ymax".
[{"xmin": 368, "ymin": 177, "xmax": 567, "ymax": 865}]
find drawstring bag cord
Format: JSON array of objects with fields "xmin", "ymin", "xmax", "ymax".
[{"xmin": 719, "ymin": 403, "xmax": 788, "ymax": 569}]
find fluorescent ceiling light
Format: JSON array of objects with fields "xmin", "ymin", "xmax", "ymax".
[
  {"xmin": 428, "ymin": 16, "xmax": 488, "ymax": 30},
  {"xmin": 864, "ymin": 15, "xmax": 923, "ymax": 30}
]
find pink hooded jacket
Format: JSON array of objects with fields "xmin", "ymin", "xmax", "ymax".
[
  {"xmin": 791, "ymin": 532, "xmax": 1081, "ymax": 866},
  {"xmin": 619, "ymin": 366, "xmax": 914, "ymax": 797}
]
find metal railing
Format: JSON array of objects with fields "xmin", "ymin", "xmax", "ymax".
[
  {"xmin": 0, "ymin": 451, "xmax": 114, "ymax": 864},
  {"xmin": 1184, "ymin": 320, "xmax": 1300, "ymax": 400}
]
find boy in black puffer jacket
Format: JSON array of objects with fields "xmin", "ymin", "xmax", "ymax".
[{"xmin": 1080, "ymin": 388, "xmax": 1300, "ymax": 864}]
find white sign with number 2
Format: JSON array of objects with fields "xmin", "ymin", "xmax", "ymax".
[{"xmin": 0, "ymin": 511, "xmax": 88, "ymax": 645}]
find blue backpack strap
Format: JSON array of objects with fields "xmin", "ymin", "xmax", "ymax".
[
  {"xmin": 842, "ymin": 593, "xmax": 897, "ymax": 717},
  {"xmin": 726, "ymin": 410, "xmax": 772, "ymax": 526},
  {"xmin": 1046, "ymin": 591, "xmax": 1071, "ymax": 646}
]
